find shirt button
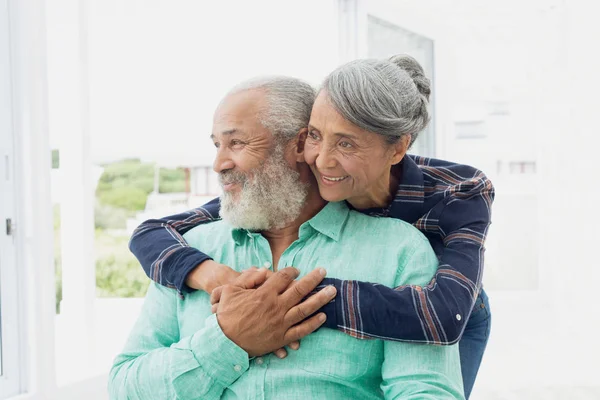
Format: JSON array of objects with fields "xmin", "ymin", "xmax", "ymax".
[
  {"xmin": 233, "ymin": 365, "xmax": 242, "ymax": 372},
  {"xmin": 263, "ymin": 262, "xmax": 271, "ymax": 268},
  {"xmin": 255, "ymin": 357, "xmax": 264, "ymax": 365},
  {"xmin": 456, "ymin": 314, "xmax": 462, "ymax": 321}
]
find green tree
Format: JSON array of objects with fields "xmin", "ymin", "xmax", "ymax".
[
  {"xmin": 97, "ymin": 186, "xmax": 148, "ymax": 211},
  {"xmin": 89, "ymin": 158, "xmax": 187, "ymax": 298},
  {"xmin": 96, "ymin": 159, "xmax": 187, "ymax": 211}
]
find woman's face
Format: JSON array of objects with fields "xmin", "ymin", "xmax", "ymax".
[{"xmin": 304, "ymin": 91, "xmax": 408, "ymax": 207}]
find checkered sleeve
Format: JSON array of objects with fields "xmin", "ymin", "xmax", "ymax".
[{"xmin": 128, "ymin": 197, "xmax": 222, "ymax": 295}]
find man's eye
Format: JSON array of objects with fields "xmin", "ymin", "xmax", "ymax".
[
  {"xmin": 339, "ymin": 141, "xmax": 353, "ymax": 149},
  {"xmin": 231, "ymin": 140, "xmax": 245, "ymax": 147}
]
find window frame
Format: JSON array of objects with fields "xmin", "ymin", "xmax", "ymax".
[{"xmin": 0, "ymin": 0, "xmax": 22, "ymax": 397}]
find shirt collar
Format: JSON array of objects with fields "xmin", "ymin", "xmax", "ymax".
[
  {"xmin": 388, "ymin": 155, "xmax": 425, "ymax": 224},
  {"xmin": 301, "ymin": 201, "xmax": 349, "ymax": 242},
  {"xmin": 231, "ymin": 227, "xmax": 254, "ymax": 245},
  {"xmin": 230, "ymin": 201, "xmax": 350, "ymax": 244}
]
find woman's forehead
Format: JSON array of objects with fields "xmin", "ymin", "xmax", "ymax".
[{"xmin": 310, "ymin": 93, "xmax": 378, "ymax": 143}]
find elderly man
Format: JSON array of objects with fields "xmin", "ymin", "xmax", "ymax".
[{"xmin": 108, "ymin": 77, "xmax": 464, "ymax": 399}]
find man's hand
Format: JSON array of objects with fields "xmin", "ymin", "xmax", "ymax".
[
  {"xmin": 185, "ymin": 260, "xmax": 241, "ymax": 293},
  {"xmin": 215, "ymin": 267, "xmax": 336, "ymax": 357},
  {"xmin": 211, "ymin": 267, "xmax": 298, "ymax": 358}
]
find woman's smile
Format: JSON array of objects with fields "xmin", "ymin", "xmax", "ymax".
[{"xmin": 320, "ymin": 173, "xmax": 350, "ymax": 185}]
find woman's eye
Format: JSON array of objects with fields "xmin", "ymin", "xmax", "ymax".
[
  {"xmin": 308, "ymin": 131, "xmax": 320, "ymax": 140},
  {"xmin": 231, "ymin": 140, "xmax": 244, "ymax": 147},
  {"xmin": 339, "ymin": 141, "xmax": 353, "ymax": 149}
]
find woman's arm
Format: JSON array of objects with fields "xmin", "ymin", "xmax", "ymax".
[
  {"xmin": 108, "ymin": 283, "xmax": 249, "ymax": 400},
  {"xmin": 320, "ymin": 172, "xmax": 494, "ymax": 344},
  {"xmin": 132, "ymin": 171, "xmax": 493, "ymax": 344},
  {"xmin": 128, "ymin": 197, "xmax": 221, "ymax": 295}
]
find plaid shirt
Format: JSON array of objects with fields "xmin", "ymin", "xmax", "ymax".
[{"xmin": 129, "ymin": 154, "xmax": 494, "ymax": 344}]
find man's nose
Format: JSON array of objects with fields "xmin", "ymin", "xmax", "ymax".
[{"xmin": 213, "ymin": 149, "xmax": 235, "ymax": 173}]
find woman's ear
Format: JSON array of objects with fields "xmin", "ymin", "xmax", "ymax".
[
  {"xmin": 294, "ymin": 127, "xmax": 308, "ymax": 162},
  {"xmin": 390, "ymin": 134, "xmax": 411, "ymax": 165}
]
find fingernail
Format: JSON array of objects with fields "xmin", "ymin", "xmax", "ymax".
[
  {"xmin": 290, "ymin": 343, "xmax": 299, "ymax": 350},
  {"xmin": 319, "ymin": 268, "xmax": 327, "ymax": 276},
  {"xmin": 318, "ymin": 313, "xmax": 327, "ymax": 323},
  {"xmin": 276, "ymin": 350, "xmax": 286, "ymax": 358},
  {"xmin": 325, "ymin": 286, "xmax": 336, "ymax": 295}
]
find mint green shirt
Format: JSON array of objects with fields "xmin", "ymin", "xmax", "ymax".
[{"xmin": 109, "ymin": 202, "xmax": 464, "ymax": 399}]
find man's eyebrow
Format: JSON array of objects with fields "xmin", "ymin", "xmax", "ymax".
[{"xmin": 210, "ymin": 129, "xmax": 241, "ymax": 140}]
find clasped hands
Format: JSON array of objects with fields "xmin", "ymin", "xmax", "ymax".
[{"xmin": 187, "ymin": 260, "xmax": 337, "ymax": 358}]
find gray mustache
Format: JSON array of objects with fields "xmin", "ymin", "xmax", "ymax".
[{"xmin": 219, "ymin": 171, "xmax": 247, "ymax": 186}]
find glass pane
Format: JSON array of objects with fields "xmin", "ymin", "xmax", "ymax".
[{"xmin": 367, "ymin": 15, "xmax": 436, "ymax": 157}]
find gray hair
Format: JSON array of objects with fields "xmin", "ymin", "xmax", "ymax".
[
  {"xmin": 228, "ymin": 76, "xmax": 316, "ymax": 143},
  {"xmin": 321, "ymin": 54, "xmax": 431, "ymax": 146}
]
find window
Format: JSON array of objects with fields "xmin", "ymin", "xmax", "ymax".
[
  {"xmin": 43, "ymin": 0, "xmax": 342, "ymax": 388},
  {"xmin": 367, "ymin": 15, "xmax": 436, "ymax": 157}
]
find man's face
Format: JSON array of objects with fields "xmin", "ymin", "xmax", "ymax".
[
  {"xmin": 210, "ymin": 89, "xmax": 308, "ymax": 231},
  {"xmin": 211, "ymin": 89, "xmax": 274, "ymax": 198}
]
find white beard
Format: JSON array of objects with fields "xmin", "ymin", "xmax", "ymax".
[{"xmin": 219, "ymin": 146, "xmax": 308, "ymax": 231}]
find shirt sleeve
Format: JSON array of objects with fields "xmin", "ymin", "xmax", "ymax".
[
  {"xmin": 380, "ymin": 237, "xmax": 465, "ymax": 399},
  {"xmin": 320, "ymin": 173, "xmax": 494, "ymax": 344},
  {"xmin": 108, "ymin": 283, "xmax": 249, "ymax": 400},
  {"xmin": 128, "ymin": 197, "xmax": 221, "ymax": 295}
]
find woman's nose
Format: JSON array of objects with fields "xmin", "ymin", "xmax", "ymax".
[{"xmin": 315, "ymin": 148, "xmax": 337, "ymax": 170}]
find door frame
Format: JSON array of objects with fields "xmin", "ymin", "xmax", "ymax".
[{"xmin": 0, "ymin": 0, "xmax": 22, "ymax": 396}]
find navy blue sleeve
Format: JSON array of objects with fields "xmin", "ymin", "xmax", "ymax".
[{"xmin": 128, "ymin": 197, "xmax": 221, "ymax": 295}]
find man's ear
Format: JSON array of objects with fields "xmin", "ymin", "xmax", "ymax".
[
  {"xmin": 390, "ymin": 134, "xmax": 411, "ymax": 165},
  {"xmin": 294, "ymin": 127, "xmax": 308, "ymax": 162}
]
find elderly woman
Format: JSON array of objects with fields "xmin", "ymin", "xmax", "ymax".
[{"xmin": 129, "ymin": 55, "xmax": 494, "ymax": 399}]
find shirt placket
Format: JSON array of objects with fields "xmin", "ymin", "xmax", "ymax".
[
  {"xmin": 251, "ymin": 354, "xmax": 270, "ymax": 400},
  {"xmin": 276, "ymin": 239, "xmax": 307, "ymax": 273},
  {"xmin": 248, "ymin": 232, "xmax": 274, "ymax": 270},
  {"xmin": 246, "ymin": 233, "xmax": 272, "ymax": 399}
]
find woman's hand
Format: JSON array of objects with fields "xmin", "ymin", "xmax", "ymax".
[{"xmin": 185, "ymin": 260, "xmax": 241, "ymax": 294}]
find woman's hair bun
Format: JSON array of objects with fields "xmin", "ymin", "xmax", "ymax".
[{"xmin": 388, "ymin": 54, "xmax": 431, "ymax": 101}]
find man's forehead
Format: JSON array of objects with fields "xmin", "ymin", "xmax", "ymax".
[
  {"xmin": 211, "ymin": 115, "xmax": 254, "ymax": 140},
  {"xmin": 211, "ymin": 90, "xmax": 267, "ymax": 136},
  {"xmin": 215, "ymin": 89, "xmax": 266, "ymax": 117}
]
